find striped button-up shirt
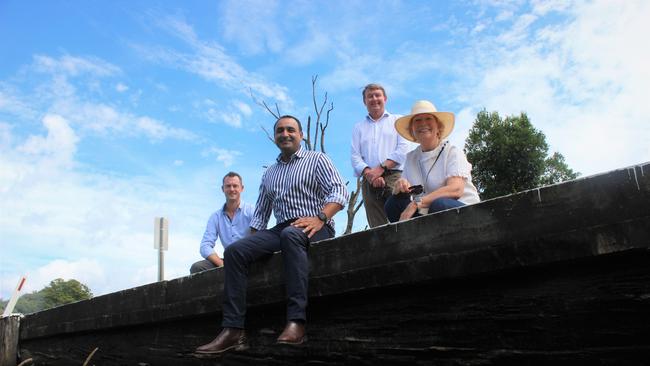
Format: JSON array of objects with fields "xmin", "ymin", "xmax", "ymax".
[{"xmin": 250, "ymin": 147, "xmax": 349, "ymax": 231}]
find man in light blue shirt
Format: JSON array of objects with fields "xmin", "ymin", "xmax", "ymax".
[{"xmin": 189, "ymin": 172, "xmax": 255, "ymax": 274}]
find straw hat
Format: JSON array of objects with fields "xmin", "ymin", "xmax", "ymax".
[{"xmin": 394, "ymin": 100, "xmax": 455, "ymax": 142}]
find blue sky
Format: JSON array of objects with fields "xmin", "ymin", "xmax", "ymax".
[{"xmin": 1, "ymin": 0, "xmax": 649, "ymax": 300}]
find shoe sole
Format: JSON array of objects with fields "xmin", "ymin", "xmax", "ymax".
[
  {"xmin": 194, "ymin": 343, "xmax": 249, "ymax": 355},
  {"xmin": 276, "ymin": 336, "xmax": 307, "ymax": 345}
]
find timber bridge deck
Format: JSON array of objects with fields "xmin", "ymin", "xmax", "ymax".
[{"xmin": 2, "ymin": 162, "xmax": 649, "ymax": 365}]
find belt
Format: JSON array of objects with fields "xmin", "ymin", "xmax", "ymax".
[{"xmin": 380, "ymin": 169, "xmax": 402, "ymax": 178}]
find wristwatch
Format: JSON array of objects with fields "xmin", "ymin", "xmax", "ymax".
[{"xmin": 317, "ymin": 212, "xmax": 328, "ymax": 223}]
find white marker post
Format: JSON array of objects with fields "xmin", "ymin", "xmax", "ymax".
[
  {"xmin": 2, "ymin": 275, "xmax": 26, "ymax": 317},
  {"xmin": 154, "ymin": 217, "xmax": 169, "ymax": 282}
]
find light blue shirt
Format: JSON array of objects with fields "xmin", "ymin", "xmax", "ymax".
[{"xmin": 199, "ymin": 201, "xmax": 255, "ymax": 259}]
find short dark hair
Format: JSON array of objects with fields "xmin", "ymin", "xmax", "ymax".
[
  {"xmin": 362, "ymin": 83, "xmax": 387, "ymax": 100},
  {"xmin": 273, "ymin": 115, "xmax": 303, "ymax": 132},
  {"xmin": 222, "ymin": 171, "xmax": 243, "ymax": 186}
]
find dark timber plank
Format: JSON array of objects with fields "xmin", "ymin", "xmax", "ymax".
[{"xmin": 15, "ymin": 162, "xmax": 650, "ymax": 365}]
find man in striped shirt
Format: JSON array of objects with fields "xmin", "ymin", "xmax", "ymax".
[{"xmin": 196, "ymin": 115, "xmax": 349, "ymax": 354}]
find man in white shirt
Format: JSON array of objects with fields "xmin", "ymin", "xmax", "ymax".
[
  {"xmin": 350, "ymin": 83, "xmax": 415, "ymax": 227},
  {"xmin": 190, "ymin": 172, "xmax": 255, "ymax": 273}
]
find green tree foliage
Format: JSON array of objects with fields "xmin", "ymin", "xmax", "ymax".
[
  {"xmin": 465, "ymin": 110, "xmax": 579, "ymax": 199},
  {"xmin": 2, "ymin": 278, "xmax": 93, "ymax": 314},
  {"xmin": 41, "ymin": 278, "xmax": 93, "ymax": 308},
  {"xmin": 14, "ymin": 291, "xmax": 47, "ymax": 314},
  {"xmin": 541, "ymin": 152, "xmax": 579, "ymax": 186}
]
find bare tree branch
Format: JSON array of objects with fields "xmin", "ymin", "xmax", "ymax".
[
  {"xmin": 353, "ymin": 200, "xmax": 363, "ymax": 215},
  {"xmin": 344, "ymin": 176, "xmax": 363, "ymax": 235},
  {"xmin": 251, "ymin": 87, "xmax": 280, "ymax": 144},
  {"xmin": 320, "ymin": 101, "xmax": 333, "ymax": 153},
  {"xmin": 305, "ymin": 115, "xmax": 313, "ymax": 150},
  {"xmin": 249, "ymin": 88, "xmax": 281, "ymax": 119},
  {"xmin": 261, "ymin": 125, "xmax": 275, "ymax": 143}
]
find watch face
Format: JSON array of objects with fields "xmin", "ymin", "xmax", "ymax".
[{"xmin": 318, "ymin": 212, "xmax": 327, "ymax": 222}]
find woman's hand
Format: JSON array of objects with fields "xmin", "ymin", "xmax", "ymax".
[
  {"xmin": 393, "ymin": 178, "xmax": 411, "ymax": 195},
  {"xmin": 420, "ymin": 177, "xmax": 465, "ymax": 206},
  {"xmin": 399, "ymin": 201, "xmax": 418, "ymax": 221}
]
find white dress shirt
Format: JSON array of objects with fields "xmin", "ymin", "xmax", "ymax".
[{"xmin": 350, "ymin": 111, "xmax": 417, "ymax": 177}]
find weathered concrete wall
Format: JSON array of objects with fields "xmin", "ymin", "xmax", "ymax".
[{"xmin": 16, "ymin": 162, "xmax": 650, "ymax": 365}]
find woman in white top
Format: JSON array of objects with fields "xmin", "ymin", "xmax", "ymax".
[{"xmin": 384, "ymin": 100, "xmax": 480, "ymax": 222}]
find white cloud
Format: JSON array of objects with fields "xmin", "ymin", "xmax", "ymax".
[
  {"xmin": 202, "ymin": 146, "xmax": 243, "ymax": 167},
  {"xmin": 233, "ymin": 100, "xmax": 252, "ymax": 116},
  {"xmin": 200, "ymin": 99, "xmax": 252, "ymax": 128},
  {"xmin": 136, "ymin": 116, "xmax": 197, "ymax": 141},
  {"xmin": 284, "ymin": 26, "xmax": 332, "ymax": 65},
  {"xmin": 0, "ymin": 124, "xmax": 212, "ymax": 299},
  {"xmin": 452, "ymin": 0, "xmax": 650, "ymax": 176},
  {"xmin": 219, "ymin": 112, "xmax": 242, "ymax": 128},
  {"xmin": 495, "ymin": 13, "xmax": 538, "ymax": 45},
  {"xmin": 0, "ymin": 86, "xmax": 38, "ymax": 120},
  {"xmin": 495, "ymin": 9, "xmax": 515, "ymax": 21},
  {"xmin": 472, "ymin": 22, "xmax": 488, "ymax": 34},
  {"xmin": 52, "ymin": 100, "xmax": 197, "ymax": 141},
  {"xmin": 204, "ymin": 106, "xmax": 241, "ymax": 127},
  {"xmin": 22, "ymin": 259, "xmax": 106, "ymax": 295},
  {"xmin": 0, "ymin": 122, "xmax": 13, "ymax": 151},
  {"xmin": 116, "ymin": 82, "xmax": 129, "ymax": 92},
  {"xmin": 33, "ymin": 54, "xmax": 121, "ymax": 78},
  {"xmin": 2, "ymin": 55, "xmax": 198, "ymax": 143},
  {"xmin": 136, "ymin": 17, "xmax": 292, "ymax": 108},
  {"xmin": 18, "ymin": 114, "xmax": 79, "ymax": 166},
  {"xmin": 531, "ymin": 0, "xmax": 570, "ymax": 16},
  {"xmin": 219, "ymin": 0, "xmax": 283, "ymax": 55}
]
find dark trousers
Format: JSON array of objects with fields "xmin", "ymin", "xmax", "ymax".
[
  {"xmin": 384, "ymin": 195, "xmax": 466, "ymax": 223},
  {"xmin": 189, "ymin": 259, "xmax": 218, "ymax": 274},
  {"xmin": 361, "ymin": 171, "xmax": 402, "ymax": 228},
  {"xmin": 222, "ymin": 221, "xmax": 334, "ymax": 328}
]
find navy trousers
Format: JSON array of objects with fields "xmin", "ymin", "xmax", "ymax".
[
  {"xmin": 221, "ymin": 220, "xmax": 334, "ymax": 328},
  {"xmin": 384, "ymin": 195, "xmax": 465, "ymax": 223}
]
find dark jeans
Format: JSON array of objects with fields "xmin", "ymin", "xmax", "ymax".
[
  {"xmin": 221, "ymin": 220, "xmax": 334, "ymax": 328},
  {"xmin": 189, "ymin": 259, "xmax": 218, "ymax": 274},
  {"xmin": 384, "ymin": 195, "xmax": 466, "ymax": 223}
]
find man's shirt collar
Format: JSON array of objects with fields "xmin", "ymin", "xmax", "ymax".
[
  {"xmin": 221, "ymin": 202, "xmax": 241, "ymax": 213},
  {"xmin": 276, "ymin": 146, "xmax": 307, "ymax": 163},
  {"xmin": 366, "ymin": 111, "xmax": 390, "ymax": 123}
]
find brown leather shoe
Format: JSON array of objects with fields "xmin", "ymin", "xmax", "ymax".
[
  {"xmin": 276, "ymin": 321, "xmax": 306, "ymax": 345},
  {"xmin": 195, "ymin": 328, "xmax": 248, "ymax": 354}
]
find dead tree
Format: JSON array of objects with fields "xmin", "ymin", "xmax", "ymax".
[
  {"xmin": 250, "ymin": 75, "xmax": 363, "ymax": 234},
  {"xmin": 345, "ymin": 176, "xmax": 364, "ymax": 235}
]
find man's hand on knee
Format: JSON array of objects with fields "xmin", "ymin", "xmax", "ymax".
[{"xmin": 291, "ymin": 216, "xmax": 324, "ymax": 238}]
